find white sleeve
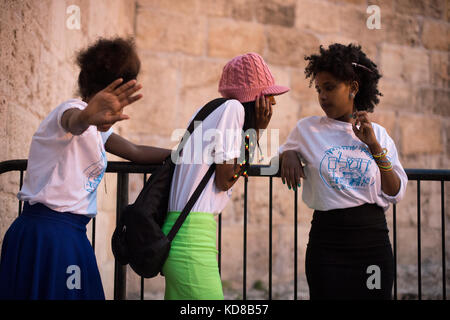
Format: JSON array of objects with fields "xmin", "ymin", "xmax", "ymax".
[
  {"xmin": 380, "ymin": 133, "xmax": 408, "ymax": 204},
  {"xmin": 100, "ymin": 127, "xmax": 114, "ymax": 144},
  {"xmin": 278, "ymin": 121, "xmax": 302, "ymax": 155},
  {"xmin": 213, "ymin": 100, "xmax": 245, "ymax": 163},
  {"xmin": 56, "ymin": 100, "xmax": 85, "ymax": 134}
]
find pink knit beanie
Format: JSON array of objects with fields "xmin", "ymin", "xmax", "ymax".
[{"xmin": 218, "ymin": 53, "xmax": 290, "ymax": 103}]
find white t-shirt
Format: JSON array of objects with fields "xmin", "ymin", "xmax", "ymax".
[
  {"xmin": 278, "ymin": 116, "xmax": 408, "ymax": 212},
  {"xmin": 169, "ymin": 99, "xmax": 245, "ymax": 215},
  {"xmin": 17, "ymin": 99, "xmax": 113, "ymax": 217}
]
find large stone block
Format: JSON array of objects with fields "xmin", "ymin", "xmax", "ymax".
[
  {"xmin": 399, "ymin": 114, "xmax": 443, "ymax": 155},
  {"xmin": 395, "ymin": 0, "xmax": 445, "ymax": 19},
  {"xmin": 198, "ymin": 0, "xmax": 229, "ymax": 18},
  {"xmin": 430, "ymin": 51, "xmax": 449, "ymax": 89},
  {"xmin": 228, "ymin": 0, "xmax": 258, "ymax": 22},
  {"xmin": 334, "ymin": 0, "xmax": 367, "ymax": 5},
  {"xmin": 208, "ymin": 19, "xmax": 265, "ymax": 59},
  {"xmin": 290, "ymin": 68, "xmax": 317, "ymax": 103},
  {"xmin": 255, "ymin": 0, "xmax": 296, "ymax": 27},
  {"xmin": 266, "ymin": 26, "xmax": 319, "ymax": 67},
  {"xmin": 447, "ymin": 119, "xmax": 450, "ymax": 160},
  {"xmin": 136, "ymin": 9, "xmax": 206, "ymax": 56},
  {"xmin": 380, "ymin": 44, "xmax": 430, "ymax": 84},
  {"xmin": 383, "ymin": 13, "xmax": 421, "ymax": 46},
  {"xmin": 295, "ymin": 0, "xmax": 340, "ymax": 34},
  {"xmin": 414, "ymin": 87, "xmax": 450, "ymax": 118},
  {"xmin": 378, "ymin": 79, "xmax": 415, "ymax": 113},
  {"xmin": 339, "ymin": 5, "xmax": 376, "ymax": 40},
  {"xmin": 123, "ymin": 54, "xmax": 179, "ymax": 138},
  {"xmin": 181, "ymin": 58, "xmax": 224, "ymax": 90},
  {"xmin": 370, "ymin": 110, "xmax": 397, "ymax": 139},
  {"xmin": 138, "ymin": 0, "xmax": 198, "ymax": 15},
  {"xmin": 422, "ymin": 19, "xmax": 449, "ymax": 51},
  {"xmin": 7, "ymin": 105, "xmax": 40, "ymax": 160}
]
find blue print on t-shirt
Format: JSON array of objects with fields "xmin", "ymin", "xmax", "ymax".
[
  {"xmin": 319, "ymin": 145, "xmax": 376, "ymax": 190},
  {"xmin": 83, "ymin": 150, "xmax": 107, "ymax": 193}
]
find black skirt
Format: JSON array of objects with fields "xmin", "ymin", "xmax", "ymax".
[{"xmin": 305, "ymin": 203, "xmax": 394, "ymax": 300}]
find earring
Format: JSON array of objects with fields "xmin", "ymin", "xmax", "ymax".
[{"xmin": 349, "ymin": 92, "xmax": 355, "ymax": 99}]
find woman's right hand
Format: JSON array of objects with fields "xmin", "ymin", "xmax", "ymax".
[
  {"xmin": 81, "ymin": 78, "xmax": 143, "ymax": 128},
  {"xmin": 280, "ymin": 150, "xmax": 305, "ymax": 190}
]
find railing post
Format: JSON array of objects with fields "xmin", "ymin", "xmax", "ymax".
[
  {"xmin": 243, "ymin": 176, "xmax": 248, "ymax": 301},
  {"xmin": 441, "ymin": 180, "xmax": 446, "ymax": 300},
  {"xmin": 114, "ymin": 172, "xmax": 129, "ymax": 300}
]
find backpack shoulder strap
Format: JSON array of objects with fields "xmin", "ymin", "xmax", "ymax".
[
  {"xmin": 166, "ymin": 98, "xmax": 228, "ymax": 241},
  {"xmin": 175, "ymin": 98, "xmax": 228, "ymax": 158},
  {"xmin": 166, "ymin": 163, "xmax": 215, "ymax": 241}
]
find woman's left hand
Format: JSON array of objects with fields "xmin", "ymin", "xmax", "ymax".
[{"xmin": 352, "ymin": 111, "xmax": 378, "ymax": 147}]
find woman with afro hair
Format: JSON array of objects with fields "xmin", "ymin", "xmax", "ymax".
[
  {"xmin": 0, "ymin": 37, "xmax": 171, "ymax": 299},
  {"xmin": 279, "ymin": 43, "xmax": 408, "ymax": 300}
]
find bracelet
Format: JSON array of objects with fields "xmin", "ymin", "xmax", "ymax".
[
  {"xmin": 377, "ymin": 163, "xmax": 393, "ymax": 171},
  {"xmin": 233, "ymin": 135, "xmax": 252, "ymax": 179},
  {"xmin": 374, "ymin": 159, "xmax": 391, "ymax": 165},
  {"xmin": 372, "ymin": 148, "xmax": 388, "ymax": 159}
]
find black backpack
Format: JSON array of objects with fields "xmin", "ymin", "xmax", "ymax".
[{"xmin": 111, "ymin": 98, "xmax": 228, "ymax": 278}]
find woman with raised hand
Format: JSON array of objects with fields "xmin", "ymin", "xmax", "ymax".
[{"xmin": 0, "ymin": 37, "xmax": 170, "ymax": 299}]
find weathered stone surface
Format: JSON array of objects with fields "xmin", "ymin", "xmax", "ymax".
[
  {"xmin": 136, "ymin": 9, "xmax": 206, "ymax": 56},
  {"xmin": 380, "ymin": 44, "xmax": 430, "ymax": 84},
  {"xmin": 296, "ymin": 0, "xmax": 341, "ymax": 33},
  {"xmin": 370, "ymin": 110, "xmax": 397, "ymax": 138},
  {"xmin": 383, "ymin": 13, "xmax": 421, "ymax": 46},
  {"xmin": 124, "ymin": 54, "xmax": 179, "ymax": 137},
  {"xmin": 208, "ymin": 19, "xmax": 265, "ymax": 59},
  {"xmin": 138, "ymin": 0, "xmax": 198, "ymax": 15},
  {"xmin": 399, "ymin": 114, "xmax": 443, "ymax": 155},
  {"xmin": 395, "ymin": 0, "xmax": 445, "ymax": 19},
  {"xmin": 414, "ymin": 87, "xmax": 450, "ymax": 118},
  {"xmin": 430, "ymin": 51, "xmax": 449, "ymax": 89},
  {"xmin": 228, "ymin": 0, "xmax": 258, "ymax": 22},
  {"xmin": 422, "ymin": 20, "xmax": 450, "ymax": 51},
  {"xmin": 378, "ymin": 79, "xmax": 414, "ymax": 113},
  {"xmin": 266, "ymin": 26, "xmax": 320, "ymax": 67},
  {"xmin": 255, "ymin": 0, "xmax": 296, "ymax": 27}
]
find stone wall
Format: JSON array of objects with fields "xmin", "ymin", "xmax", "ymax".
[
  {"xmin": 0, "ymin": 0, "xmax": 449, "ymax": 300},
  {"xmin": 0, "ymin": 0, "xmax": 136, "ymax": 299}
]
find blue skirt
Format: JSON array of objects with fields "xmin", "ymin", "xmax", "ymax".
[{"xmin": 0, "ymin": 202, "xmax": 105, "ymax": 300}]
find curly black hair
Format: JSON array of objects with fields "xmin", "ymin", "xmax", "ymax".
[
  {"xmin": 304, "ymin": 43, "xmax": 382, "ymax": 112},
  {"xmin": 76, "ymin": 37, "xmax": 140, "ymax": 100}
]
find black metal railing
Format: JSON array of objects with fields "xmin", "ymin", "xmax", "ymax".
[{"xmin": 0, "ymin": 159, "xmax": 449, "ymax": 300}]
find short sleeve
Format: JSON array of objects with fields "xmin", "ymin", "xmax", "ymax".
[
  {"xmin": 379, "ymin": 130, "xmax": 408, "ymax": 204},
  {"xmin": 56, "ymin": 99, "xmax": 87, "ymax": 134},
  {"xmin": 100, "ymin": 127, "xmax": 114, "ymax": 144},
  {"xmin": 213, "ymin": 100, "xmax": 245, "ymax": 163},
  {"xmin": 278, "ymin": 121, "xmax": 302, "ymax": 155}
]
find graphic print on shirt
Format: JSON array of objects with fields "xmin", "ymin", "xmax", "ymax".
[
  {"xmin": 319, "ymin": 145, "xmax": 376, "ymax": 190},
  {"xmin": 83, "ymin": 149, "xmax": 107, "ymax": 193}
]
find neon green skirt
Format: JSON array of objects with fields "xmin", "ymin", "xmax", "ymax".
[{"xmin": 162, "ymin": 211, "xmax": 223, "ymax": 300}]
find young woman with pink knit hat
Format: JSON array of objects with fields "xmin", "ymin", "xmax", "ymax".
[{"xmin": 161, "ymin": 52, "xmax": 289, "ymax": 300}]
